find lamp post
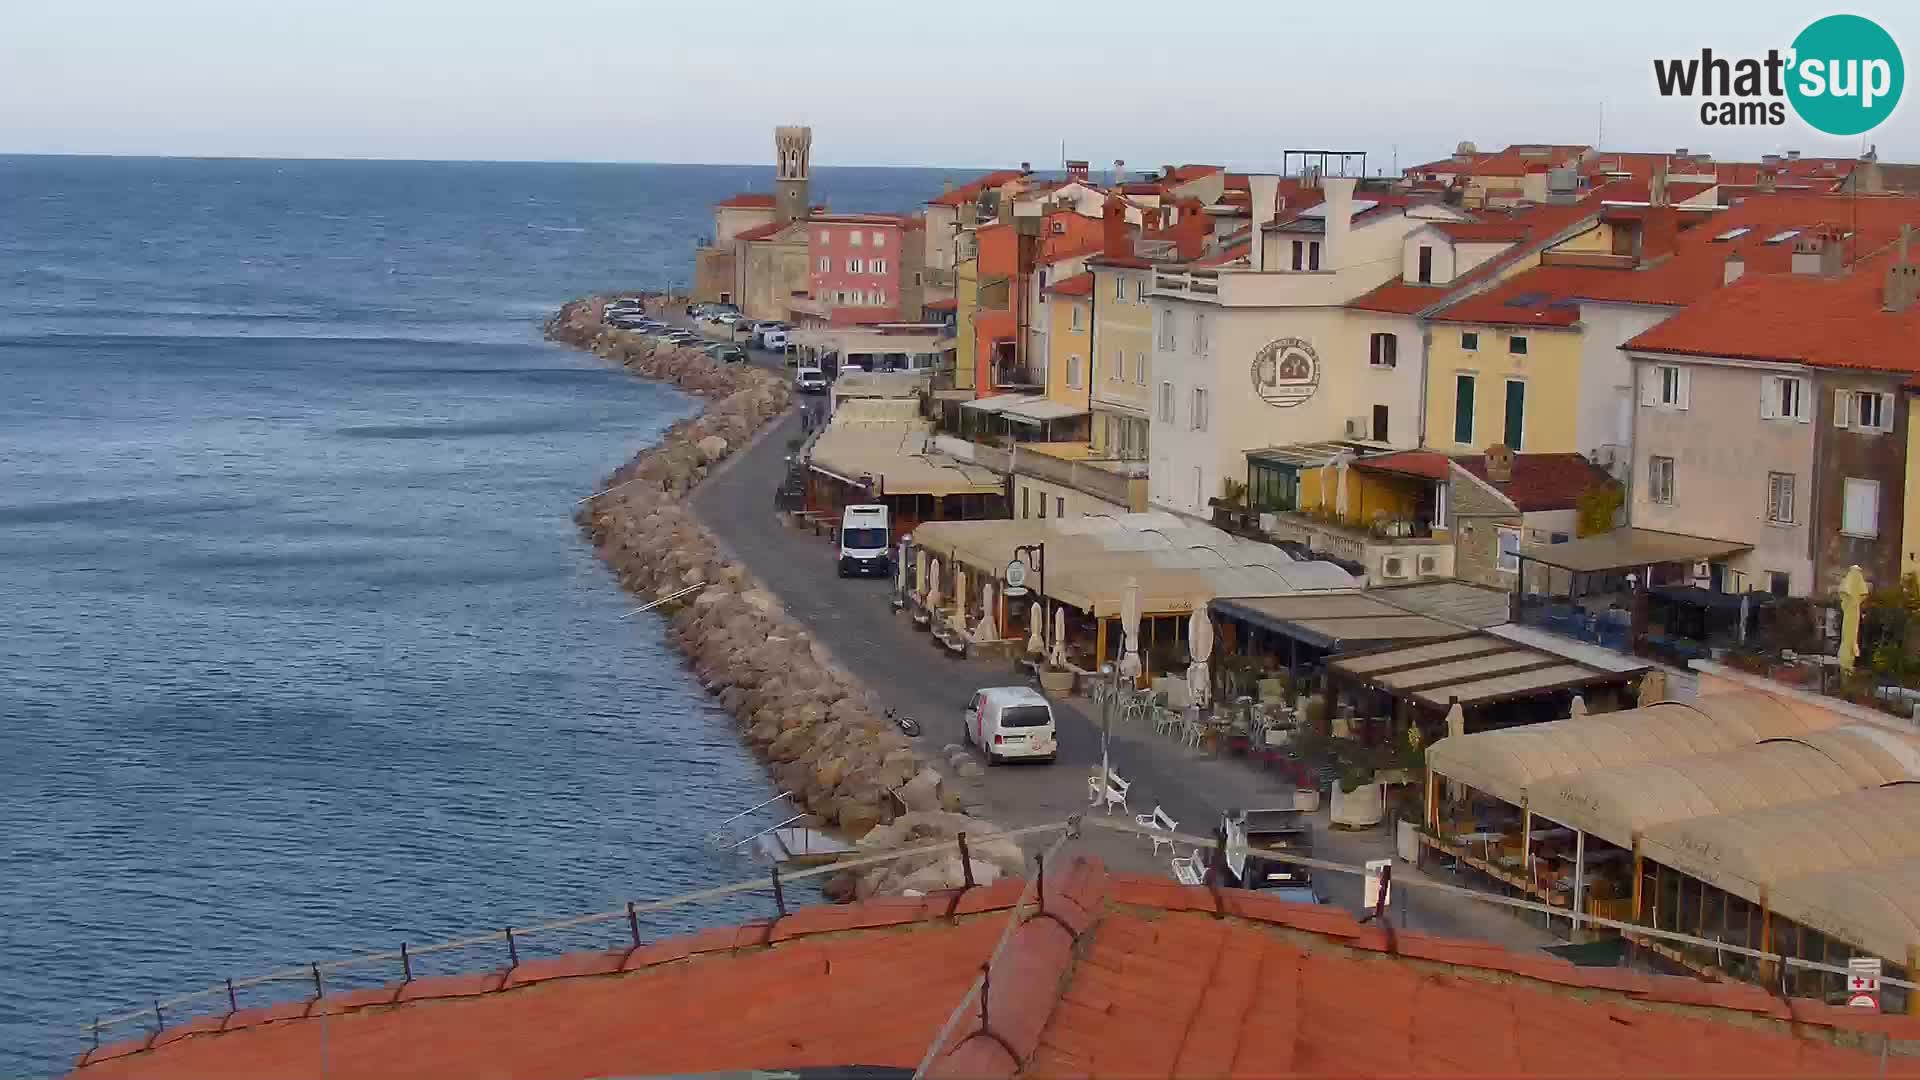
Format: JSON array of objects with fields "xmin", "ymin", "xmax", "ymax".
[{"xmin": 1012, "ymin": 542, "xmax": 1047, "ymax": 657}]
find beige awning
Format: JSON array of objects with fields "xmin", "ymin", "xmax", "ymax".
[
  {"xmin": 1211, "ymin": 592, "xmax": 1462, "ymax": 649},
  {"xmin": 1001, "ymin": 399, "xmax": 1089, "ymax": 424},
  {"xmin": 1331, "ymin": 633, "xmax": 1640, "ymax": 712},
  {"xmin": 1767, "ymin": 855, "xmax": 1920, "ymax": 967},
  {"xmin": 1424, "ymin": 690, "xmax": 1839, "ymax": 803},
  {"xmin": 808, "ymin": 422, "xmax": 1004, "ymax": 498},
  {"xmin": 1518, "ymin": 527, "xmax": 1751, "ymax": 574}
]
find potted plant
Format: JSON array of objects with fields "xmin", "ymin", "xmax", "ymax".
[{"xmin": 1038, "ymin": 656, "xmax": 1075, "ymax": 694}]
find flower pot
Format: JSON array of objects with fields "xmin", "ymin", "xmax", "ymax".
[
  {"xmin": 1397, "ymin": 818, "xmax": 1420, "ymax": 862},
  {"xmin": 1038, "ymin": 669, "xmax": 1075, "ymax": 695},
  {"xmin": 1330, "ymin": 782, "xmax": 1385, "ymax": 829},
  {"xmin": 1292, "ymin": 786, "xmax": 1321, "ymax": 813}
]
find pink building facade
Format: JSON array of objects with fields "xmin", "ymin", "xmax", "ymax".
[{"xmin": 807, "ymin": 215, "xmax": 907, "ymax": 316}]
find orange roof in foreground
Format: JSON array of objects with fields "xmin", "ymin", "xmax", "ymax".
[{"xmin": 72, "ymin": 857, "xmax": 1920, "ymax": 1080}]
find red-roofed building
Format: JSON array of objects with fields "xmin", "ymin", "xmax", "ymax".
[
  {"xmin": 801, "ymin": 213, "xmax": 913, "ymax": 323},
  {"xmin": 71, "ymin": 856, "xmax": 1920, "ymax": 1080},
  {"xmin": 1622, "ymin": 228, "xmax": 1920, "ymax": 596}
]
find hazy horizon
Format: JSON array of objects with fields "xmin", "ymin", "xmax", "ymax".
[{"xmin": 3, "ymin": 0, "xmax": 1911, "ymax": 170}]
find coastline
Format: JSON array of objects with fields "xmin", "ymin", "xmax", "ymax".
[{"xmin": 549, "ymin": 296, "xmax": 1020, "ymax": 896}]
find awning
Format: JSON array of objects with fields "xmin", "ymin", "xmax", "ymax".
[
  {"xmin": 1518, "ymin": 527, "xmax": 1751, "ymax": 574},
  {"xmin": 961, "ymin": 397, "xmax": 1021, "ymax": 415},
  {"xmin": 1211, "ymin": 592, "xmax": 1462, "ymax": 650},
  {"xmin": 807, "ymin": 420, "xmax": 1005, "ymax": 498},
  {"xmin": 1000, "ymin": 399, "xmax": 1089, "ymax": 425},
  {"xmin": 1244, "ymin": 441, "xmax": 1371, "ymax": 470},
  {"xmin": 1367, "ymin": 581, "xmax": 1512, "ymax": 629},
  {"xmin": 1329, "ymin": 632, "xmax": 1639, "ymax": 712}
]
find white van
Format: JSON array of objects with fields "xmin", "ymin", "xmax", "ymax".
[
  {"xmin": 836, "ymin": 504, "xmax": 891, "ymax": 578},
  {"xmin": 964, "ymin": 686, "xmax": 1058, "ymax": 764}
]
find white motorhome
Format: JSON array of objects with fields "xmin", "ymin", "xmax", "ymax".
[{"xmin": 836, "ymin": 504, "xmax": 891, "ymax": 578}]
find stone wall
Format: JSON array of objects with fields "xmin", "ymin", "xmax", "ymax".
[
  {"xmin": 548, "ymin": 296, "xmax": 1017, "ymax": 897},
  {"xmin": 1449, "ymin": 470, "xmax": 1520, "ymax": 589}
]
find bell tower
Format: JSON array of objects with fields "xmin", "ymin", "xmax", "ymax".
[{"xmin": 774, "ymin": 125, "xmax": 812, "ymax": 226}]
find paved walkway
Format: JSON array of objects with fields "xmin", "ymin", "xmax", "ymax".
[{"xmin": 670, "ymin": 322, "xmax": 1556, "ymax": 953}]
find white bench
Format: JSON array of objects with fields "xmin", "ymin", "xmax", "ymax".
[
  {"xmin": 1136, "ymin": 805, "xmax": 1178, "ymax": 856},
  {"xmin": 1170, "ymin": 851, "xmax": 1204, "ymax": 886},
  {"xmin": 1087, "ymin": 769, "xmax": 1131, "ymax": 815}
]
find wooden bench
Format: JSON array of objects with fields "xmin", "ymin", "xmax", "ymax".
[{"xmin": 1135, "ymin": 805, "xmax": 1178, "ymax": 856}]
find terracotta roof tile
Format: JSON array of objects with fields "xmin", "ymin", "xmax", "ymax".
[
  {"xmin": 927, "ymin": 169, "xmax": 1026, "ymax": 207},
  {"xmin": 1043, "ymin": 271, "xmax": 1094, "ymax": 297},
  {"xmin": 733, "ymin": 221, "xmax": 788, "ymax": 242},
  {"xmin": 715, "ymin": 192, "xmax": 777, "ymax": 208},
  {"xmin": 1352, "ymin": 449, "xmax": 1453, "ymax": 481},
  {"xmin": 69, "ymin": 859, "xmax": 1920, "ymax": 1080},
  {"xmin": 1457, "ymin": 453, "xmax": 1617, "ymax": 511}
]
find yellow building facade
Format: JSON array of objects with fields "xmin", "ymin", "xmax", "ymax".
[
  {"xmin": 1423, "ymin": 324, "xmax": 1583, "ymax": 454},
  {"xmin": 1043, "ymin": 286, "xmax": 1092, "ymax": 408},
  {"xmin": 1087, "ymin": 261, "xmax": 1154, "ymax": 460},
  {"xmin": 953, "ymin": 254, "xmax": 979, "ymax": 392}
]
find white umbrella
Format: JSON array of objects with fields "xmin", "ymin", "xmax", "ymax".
[
  {"xmin": 1569, "ymin": 694, "xmax": 1588, "ymax": 717},
  {"xmin": 1319, "ymin": 459, "xmax": 1338, "ymax": 516},
  {"xmin": 1027, "ymin": 602, "xmax": 1045, "ymax": 655},
  {"xmin": 895, "ymin": 540, "xmax": 907, "ymax": 594},
  {"xmin": 975, "ymin": 582, "xmax": 997, "ymax": 642},
  {"xmin": 915, "ymin": 549, "xmax": 929, "ymax": 602},
  {"xmin": 926, "ymin": 557, "xmax": 942, "ymax": 612},
  {"xmin": 1187, "ymin": 611, "xmax": 1213, "ymax": 709},
  {"xmin": 1119, "ymin": 577, "xmax": 1142, "ymax": 680},
  {"xmin": 1050, "ymin": 605, "xmax": 1067, "ymax": 669},
  {"xmin": 953, "ymin": 568, "xmax": 968, "ymax": 623},
  {"xmin": 1334, "ymin": 455, "xmax": 1351, "ymax": 521}
]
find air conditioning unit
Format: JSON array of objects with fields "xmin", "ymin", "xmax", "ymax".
[
  {"xmin": 1259, "ymin": 513, "xmax": 1277, "ymax": 533},
  {"xmin": 1343, "ymin": 416, "xmax": 1370, "ymax": 440},
  {"xmin": 1417, "ymin": 554, "xmax": 1442, "ymax": 577},
  {"xmin": 1380, "ymin": 555, "xmax": 1409, "ymax": 580}
]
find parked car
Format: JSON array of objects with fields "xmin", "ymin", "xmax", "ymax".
[
  {"xmin": 836, "ymin": 504, "xmax": 891, "ymax": 577},
  {"xmin": 1221, "ymin": 808, "xmax": 1321, "ymax": 900},
  {"xmin": 795, "ymin": 366, "xmax": 828, "ymax": 394},
  {"xmin": 752, "ymin": 321, "xmax": 791, "ymax": 347},
  {"xmin": 963, "ymin": 686, "xmax": 1058, "ymax": 764},
  {"xmin": 760, "ymin": 328, "xmax": 790, "ymax": 352},
  {"xmin": 704, "ymin": 343, "xmax": 748, "ymax": 363}
]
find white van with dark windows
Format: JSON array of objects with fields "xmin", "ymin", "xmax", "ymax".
[
  {"xmin": 964, "ymin": 686, "xmax": 1058, "ymax": 764},
  {"xmin": 836, "ymin": 504, "xmax": 890, "ymax": 578}
]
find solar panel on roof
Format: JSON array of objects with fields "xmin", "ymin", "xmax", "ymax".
[{"xmin": 1503, "ymin": 291, "xmax": 1548, "ymax": 307}]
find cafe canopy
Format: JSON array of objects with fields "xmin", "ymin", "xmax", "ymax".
[{"xmin": 1328, "ymin": 632, "xmax": 1643, "ymax": 715}]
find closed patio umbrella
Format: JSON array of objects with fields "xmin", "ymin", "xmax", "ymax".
[
  {"xmin": 915, "ymin": 549, "xmax": 929, "ymax": 603},
  {"xmin": 1050, "ymin": 605, "xmax": 1067, "ymax": 669},
  {"xmin": 1119, "ymin": 577, "xmax": 1141, "ymax": 680},
  {"xmin": 1335, "ymin": 454, "xmax": 1351, "ymax": 521},
  {"xmin": 1028, "ymin": 601, "xmax": 1045, "ymax": 655},
  {"xmin": 1187, "ymin": 611, "xmax": 1213, "ymax": 709},
  {"xmin": 975, "ymin": 582, "xmax": 997, "ymax": 642},
  {"xmin": 926, "ymin": 557, "xmax": 942, "ymax": 613},
  {"xmin": 953, "ymin": 568, "xmax": 968, "ymax": 621}
]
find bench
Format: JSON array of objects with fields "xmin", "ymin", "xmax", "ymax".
[
  {"xmin": 1170, "ymin": 850, "xmax": 1204, "ymax": 886},
  {"xmin": 1087, "ymin": 769, "xmax": 1130, "ymax": 815},
  {"xmin": 1136, "ymin": 805, "xmax": 1178, "ymax": 856}
]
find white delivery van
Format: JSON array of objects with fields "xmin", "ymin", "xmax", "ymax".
[
  {"xmin": 836, "ymin": 504, "xmax": 891, "ymax": 578},
  {"xmin": 964, "ymin": 686, "xmax": 1058, "ymax": 764}
]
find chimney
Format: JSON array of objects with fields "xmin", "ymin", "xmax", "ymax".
[
  {"xmin": 1886, "ymin": 224, "xmax": 1919, "ymax": 313},
  {"xmin": 1066, "ymin": 159, "xmax": 1089, "ymax": 182},
  {"xmin": 1020, "ymin": 161, "xmax": 1033, "ymax": 175},
  {"xmin": 1162, "ymin": 164, "xmax": 1176, "ymax": 180},
  {"xmin": 1321, "ymin": 176, "xmax": 1356, "ymax": 273},
  {"xmin": 1101, "ymin": 196, "xmax": 1133, "ymax": 260},
  {"xmin": 1247, "ymin": 175, "xmax": 1280, "ymax": 271},
  {"xmin": 1787, "ymin": 149, "xmax": 1802, "ymax": 161},
  {"xmin": 1857, "ymin": 146, "xmax": 1886, "ymax": 194},
  {"xmin": 1758, "ymin": 168, "xmax": 1778, "ymax": 193},
  {"xmin": 1762, "ymin": 153, "xmax": 1782, "ymax": 168},
  {"xmin": 1111, "ymin": 159, "xmax": 1125, "ymax": 187},
  {"xmin": 1674, "ymin": 147, "xmax": 1690, "ymax": 159},
  {"xmin": 1650, "ymin": 159, "xmax": 1670, "ymax": 207},
  {"xmin": 1484, "ymin": 444, "xmax": 1514, "ymax": 484},
  {"xmin": 1723, "ymin": 252, "xmax": 1745, "ymax": 286},
  {"xmin": 1641, "ymin": 206, "xmax": 1681, "ymax": 262},
  {"xmin": 1793, "ymin": 229, "xmax": 1847, "ymax": 276}
]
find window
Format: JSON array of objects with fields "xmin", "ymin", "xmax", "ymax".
[
  {"xmin": 1110, "ymin": 347, "xmax": 1123, "ymax": 381},
  {"xmin": 1453, "ymin": 373, "xmax": 1476, "ymax": 445},
  {"xmin": 1770, "ymin": 571, "xmax": 1791, "ymax": 598},
  {"xmin": 1760, "ymin": 375, "xmax": 1808, "ymax": 421},
  {"xmin": 1136, "ymin": 277, "xmax": 1149, "ymax": 302},
  {"xmin": 1021, "ymin": 488, "xmax": 1030, "ymax": 518},
  {"xmin": 1191, "ymin": 467, "xmax": 1203, "ymax": 509},
  {"xmin": 1308, "ymin": 241, "xmax": 1321, "ymax": 271},
  {"xmin": 1159, "ymin": 311, "xmax": 1178, "ymax": 350},
  {"xmin": 1417, "ymin": 245, "xmax": 1434, "ymax": 283},
  {"xmin": 1503, "ymin": 379, "xmax": 1526, "ymax": 449},
  {"xmin": 1508, "ymin": 334, "xmax": 1528, "ymax": 355},
  {"xmin": 1191, "ymin": 387, "xmax": 1208, "ymax": 431},
  {"xmin": 1291, "ymin": 240, "xmax": 1304, "ymax": 271},
  {"xmin": 1843, "ymin": 477, "xmax": 1881, "ymax": 537},
  {"xmin": 849, "ymin": 231, "xmax": 862, "ymax": 247},
  {"xmin": 1193, "ymin": 313, "xmax": 1209, "ymax": 355},
  {"xmin": 1644, "ymin": 364, "xmax": 1690, "ymax": 409},
  {"xmin": 848, "ymin": 258, "xmax": 863, "ymax": 273},
  {"xmin": 874, "ymin": 289, "xmax": 886, "ymax": 304},
  {"xmin": 1056, "ymin": 497, "xmax": 1065, "ymax": 517},
  {"xmin": 1067, "ymin": 355, "xmax": 1083, "ymax": 389},
  {"xmin": 869, "ymin": 258, "xmax": 886, "ymax": 274},
  {"xmin": 818, "ymin": 257, "xmax": 830, "ymax": 272},
  {"xmin": 1369, "ymin": 332, "xmax": 1398, "ymax": 369},
  {"xmin": 1070, "ymin": 304, "xmax": 1083, "ymax": 331},
  {"xmin": 869, "ymin": 231, "xmax": 883, "ymax": 247},
  {"xmin": 1837, "ymin": 389, "xmax": 1894, "ymax": 432},
  {"xmin": 1461, "ymin": 331, "xmax": 1479, "ymax": 351},
  {"xmin": 1767, "ymin": 472, "xmax": 1796, "ymax": 524},
  {"xmin": 1434, "ymin": 482, "xmax": 1450, "ymax": 530},
  {"xmin": 1496, "ymin": 526, "xmax": 1522, "ymax": 574},
  {"xmin": 914, "ymin": 272, "xmax": 923, "ymax": 285},
  {"xmin": 1372, "ymin": 404, "xmax": 1390, "ymax": 442},
  {"xmin": 1649, "ymin": 455, "xmax": 1676, "ymax": 505},
  {"xmin": 816, "ymin": 230, "xmax": 829, "ymax": 245},
  {"xmin": 1115, "ymin": 274, "xmax": 1126, "ymax": 301},
  {"xmin": 1158, "ymin": 381, "xmax": 1174, "ymax": 422},
  {"xmin": 1038, "ymin": 492, "xmax": 1047, "ymax": 518},
  {"xmin": 1133, "ymin": 350, "xmax": 1146, "ymax": 385}
]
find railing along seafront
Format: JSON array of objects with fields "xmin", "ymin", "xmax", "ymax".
[{"xmin": 82, "ymin": 814, "xmax": 1917, "ymax": 1059}]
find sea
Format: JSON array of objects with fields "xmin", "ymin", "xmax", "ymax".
[{"xmin": 0, "ymin": 155, "xmax": 948, "ymax": 1078}]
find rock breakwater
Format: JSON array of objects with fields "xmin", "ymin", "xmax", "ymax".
[{"xmin": 549, "ymin": 296, "xmax": 1020, "ymax": 897}]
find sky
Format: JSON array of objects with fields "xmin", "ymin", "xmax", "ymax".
[{"xmin": 1, "ymin": 0, "xmax": 1914, "ymax": 169}]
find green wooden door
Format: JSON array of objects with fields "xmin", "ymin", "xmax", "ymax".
[
  {"xmin": 1504, "ymin": 380, "xmax": 1525, "ymax": 449},
  {"xmin": 1453, "ymin": 375, "xmax": 1475, "ymax": 445}
]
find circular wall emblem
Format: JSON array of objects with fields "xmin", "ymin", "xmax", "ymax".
[{"xmin": 1251, "ymin": 337, "xmax": 1320, "ymax": 408}]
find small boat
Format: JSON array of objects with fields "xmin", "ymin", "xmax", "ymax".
[{"xmin": 752, "ymin": 827, "xmax": 857, "ymax": 868}]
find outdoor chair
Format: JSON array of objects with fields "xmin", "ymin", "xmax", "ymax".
[{"xmin": 1155, "ymin": 704, "xmax": 1183, "ymax": 737}]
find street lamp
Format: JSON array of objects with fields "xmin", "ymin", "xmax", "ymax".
[{"xmin": 1011, "ymin": 542, "xmax": 1047, "ymax": 657}]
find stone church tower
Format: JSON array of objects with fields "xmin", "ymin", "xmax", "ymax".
[{"xmin": 774, "ymin": 126, "xmax": 812, "ymax": 225}]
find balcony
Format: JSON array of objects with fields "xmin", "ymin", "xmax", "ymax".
[
  {"xmin": 1152, "ymin": 268, "xmax": 1221, "ymax": 301},
  {"xmin": 1012, "ymin": 446, "xmax": 1146, "ymax": 510}
]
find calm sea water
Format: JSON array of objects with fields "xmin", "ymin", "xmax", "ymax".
[{"xmin": 0, "ymin": 155, "xmax": 946, "ymax": 1077}]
